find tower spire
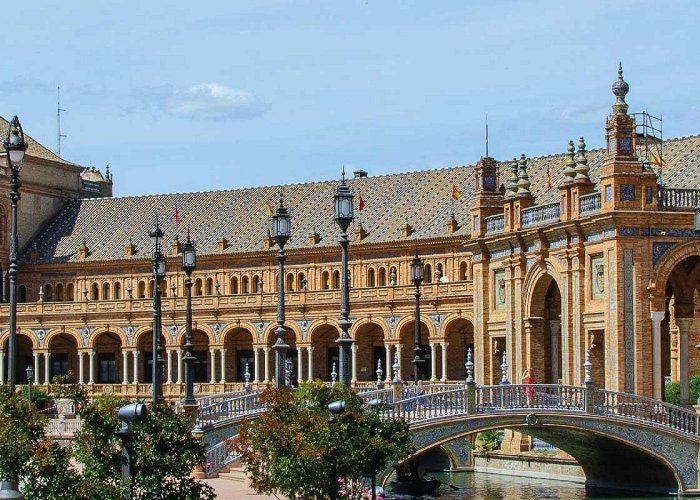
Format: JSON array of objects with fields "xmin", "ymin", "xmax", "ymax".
[{"xmin": 611, "ymin": 62, "xmax": 630, "ymax": 115}]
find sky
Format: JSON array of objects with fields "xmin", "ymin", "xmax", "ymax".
[{"xmin": 1, "ymin": 1, "xmax": 698, "ymax": 197}]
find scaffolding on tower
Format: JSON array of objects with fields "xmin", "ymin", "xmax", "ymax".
[{"xmin": 631, "ymin": 110, "xmax": 663, "ymax": 186}]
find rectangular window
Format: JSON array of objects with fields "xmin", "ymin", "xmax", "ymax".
[
  {"xmin": 604, "ymin": 185, "xmax": 612, "ymax": 202},
  {"xmin": 98, "ymin": 353, "xmax": 116, "ymax": 383},
  {"xmin": 51, "ymin": 354, "xmax": 70, "ymax": 380},
  {"xmin": 236, "ymin": 350, "xmax": 255, "ymax": 382},
  {"xmin": 193, "ymin": 351, "xmax": 208, "ymax": 383}
]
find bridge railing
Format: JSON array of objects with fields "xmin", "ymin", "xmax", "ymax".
[
  {"xmin": 198, "ymin": 392, "xmax": 265, "ymax": 429},
  {"xmin": 196, "ymin": 389, "xmax": 261, "ymax": 408},
  {"xmin": 382, "ymin": 388, "xmax": 467, "ymax": 423},
  {"xmin": 204, "ymin": 439, "xmax": 241, "ymax": 476},
  {"xmin": 476, "ymin": 384, "xmax": 585, "ymax": 412},
  {"xmin": 595, "ymin": 390, "xmax": 699, "ymax": 435}
]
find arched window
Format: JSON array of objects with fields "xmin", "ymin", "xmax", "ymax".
[
  {"xmin": 389, "ymin": 266, "xmax": 398, "ymax": 286},
  {"xmin": 367, "ymin": 268, "xmax": 376, "ymax": 287},
  {"xmin": 206, "ymin": 278, "xmax": 214, "ymax": 295},
  {"xmin": 321, "ymin": 271, "xmax": 330, "ymax": 290},
  {"xmin": 435, "ymin": 263, "xmax": 444, "ymax": 282},
  {"xmin": 459, "ymin": 261, "xmax": 468, "ymax": 281},
  {"xmin": 44, "ymin": 284, "xmax": 53, "ymax": 302},
  {"xmin": 161, "ymin": 279, "xmax": 168, "ymax": 297},
  {"xmin": 332, "ymin": 270, "xmax": 340, "ymax": 289},
  {"xmin": 56, "ymin": 283, "xmax": 64, "ymax": 301},
  {"xmin": 253, "ymin": 275, "xmax": 262, "ymax": 293},
  {"xmin": 138, "ymin": 281, "xmax": 146, "ymax": 299},
  {"xmin": 102, "ymin": 282, "xmax": 111, "ymax": 300},
  {"xmin": 297, "ymin": 272, "xmax": 307, "ymax": 291},
  {"xmin": 424, "ymin": 264, "xmax": 432, "ymax": 284},
  {"xmin": 148, "ymin": 280, "xmax": 155, "ymax": 298},
  {"xmin": 378, "ymin": 268, "xmax": 387, "ymax": 286},
  {"xmin": 114, "ymin": 282, "xmax": 122, "ymax": 299},
  {"xmin": 19, "ymin": 285, "xmax": 26, "ymax": 302},
  {"xmin": 230, "ymin": 276, "xmax": 239, "ymax": 294},
  {"xmin": 66, "ymin": 283, "xmax": 74, "ymax": 301},
  {"xmin": 195, "ymin": 278, "xmax": 203, "ymax": 296},
  {"xmin": 91, "ymin": 283, "xmax": 99, "ymax": 300},
  {"xmin": 242, "ymin": 276, "xmax": 250, "ymax": 294},
  {"xmin": 286, "ymin": 273, "xmax": 294, "ymax": 292}
]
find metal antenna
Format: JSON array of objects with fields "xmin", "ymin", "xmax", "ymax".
[
  {"xmin": 485, "ymin": 113, "xmax": 489, "ymax": 157},
  {"xmin": 57, "ymin": 85, "xmax": 67, "ymax": 157}
]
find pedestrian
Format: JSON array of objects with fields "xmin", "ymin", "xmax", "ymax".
[{"xmin": 522, "ymin": 369, "xmax": 536, "ymax": 406}]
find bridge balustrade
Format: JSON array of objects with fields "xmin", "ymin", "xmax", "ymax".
[
  {"xmin": 595, "ymin": 390, "xmax": 699, "ymax": 435},
  {"xmin": 198, "ymin": 392, "xmax": 265, "ymax": 429},
  {"xmin": 382, "ymin": 388, "xmax": 467, "ymax": 423},
  {"xmin": 205, "ymin": 440, "xmax": 240, "ymax": 476},
  {"xmin": 476, "ymin": 384, "xmax": 584, "ymax": 412}
]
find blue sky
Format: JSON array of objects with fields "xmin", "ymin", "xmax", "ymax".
[{"xmin": 1, "ymin": 1, "xmax": 698, "ymax": 197}]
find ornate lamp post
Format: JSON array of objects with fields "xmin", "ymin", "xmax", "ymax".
[
  {"xmin": 411, "ymin": 254, "xmax": 424, "ymax": 383},
  {"xmin": 26, "ymin": 365, "xmax": 33, "ymax": 404},
  {"xmin": 4, "ymin": 116, "xmax": 27, "ymax": 394},
  {"xmin": 271, "ymin": 194, "xmax": 291, "ymax": 387},
  {"xmin": 149, "ymin": 222, "xmax": 166, "ymax": 403},
  {"xmin": 334, "ymin": 171, "xmax": 354, "ymax": 387},
  {"xmin": 181, "ymin": 232, "xmax": 197, "ymax": 406}
]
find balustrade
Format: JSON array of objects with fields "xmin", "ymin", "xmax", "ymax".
[
  {"xmin": 659, "ymin": 187, "xmax": 700, "ymax": 209},
  {"xmin": 521, "ymin": 202, "xmax": 560, "ymax": 228},
  {"xmin": 579, "ymin": 192, "xmax": 601, "ymax": 214},
  {"xmin": 485, "ymin": 214, "xmax": 504, "ymax": 234}
]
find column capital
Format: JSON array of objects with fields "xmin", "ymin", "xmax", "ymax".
[{"xmin": 650, "ymin": 310, "xmax": 665, "ymax": 322}]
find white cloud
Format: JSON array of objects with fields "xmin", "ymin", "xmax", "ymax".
[
  {"xmin": 560, "ymin": 105, "xmax": 608, "ymax": 125},
  {"xmin": 131, "ymin": 83, "xmax": 268, "ymax": 120}
]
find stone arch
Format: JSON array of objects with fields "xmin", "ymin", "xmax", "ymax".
[
  {"xmin": 521, "ymin": 258, "xmax": 566, "ymax": 318},
  {"xmin": 88, "ymin": 327, "xmax": 128, "ymax": 349},
  {"xmin": 652, "ymin": 240, "xmax": 700, "ymax": 301},
  {"xmin": 307, "ymin": 319, "xmax": 341, "ymax": 343},
  {"xmin": 0, "ymin": 329, "xmax": 40, "ymax": 350},
  {"xmin": 394, "ymin": 315, "xmax": 435, "ymax": 339},
  {"xmin": 350, "ymin": 317, "xmax": 389, "ymax": 340},
  {"xmin": 262, "ymin": 322, "xmax": 301, "ymax": 345},
  {"xmin": 132, "ymin": 326, "xmax": 154, "ymax": 347},
  {"xmin": 308, "ymin": 320, "xmax": 341, "ymax": 381},
  {"xmin": 396, "ymin": 314, "xmax": 433, "ymax": 381},
  {"xmin": 441, "ymin": 316, "xmax": 475, "ymax": 381},
  {"xmin": 44, "ymin": 327, "xmax": 84, "ymax": 349},
  {"xmin": 353, "ymin": 318, "xmax": 389, "ymax": 382},
  {"xmin": 177, "ymin": 323, "xmax": 216, "ymax": 346}
]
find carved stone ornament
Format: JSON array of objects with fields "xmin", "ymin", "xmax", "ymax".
[
  {"xmin": 497, "ymin": 278, "xmax": 506, "ymax": 304},
  {"xmin": 595, "ymin": 263, "xmax": 605, "ymax": 292}
]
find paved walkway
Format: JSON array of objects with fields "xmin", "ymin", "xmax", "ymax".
[{"xmin": 204, "ymin": 478, "xmax": 284, "ymax": 499}]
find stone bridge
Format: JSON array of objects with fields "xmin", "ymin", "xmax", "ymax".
[{"xmin": 197, "ymin": 383, "xmax": 700, "ymax": 496}]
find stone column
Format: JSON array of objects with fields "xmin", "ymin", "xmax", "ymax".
[
  {"xmin": 253, "ymin": 347, "xmax": 260, "ymax": 383},
  {"xmin": 441, "ymin": 342, "xmax": 448, "ymax": 382},
  {"xmin": 297, "ymin": 346, "xmax": 304, "ymax": 382},
  {"xmin": 176, "ymin": 349, "xmax": 183, "ymax": 384},
  {"xmin": 307, "ymin": 346, "xmax": 314, "ymax": 382},
  {"xmin": 44, "ymin": 352, "xmax": 51, "ymax": 385},
  {"xmin": 676, "ymin": 317, "xmax": 693, "ymax": 406},
  {"xmin": 122, "ymin": 351, "xmax": 129, "ymax": 384},
  {"xmin": 132, "ymin": 351, "xmax": 139, "ymax": 384},
  {"xmin": 430, "ymin": 343, "xmax": 438, "ymax": 381},
  {"xmin": 550, "ymin": 320, "xmax": 561, "ymax": 384},
  {"xmin": 351, "ymin": 344, "xmax": 358, "ymax": 384},
  {"xmin": 0, "ymin": 351, "xmax": 5, "ymax": 384},
  {"xmin": 209, "ymin": 348, "xmax": 217, "ymax": 384},
  {"xmin": 396, "ymin": 344, "xmax": 402, "ymax": 381},
  {"xmin": 263, "ymin": 347, "xmax": 270, "ymax": 383},
  {"xmin": 385, "ymin": 344, "xmax": 392, "ymax": 382},
  {"xmin": 78, "ymin": 351, "xmax": 85, "ymax": 384},
  {"xmin": 220, "ymin": 348, "xmax": 227, "ymax": 383},
  {"xmin": 166, "ymin": 349, "xmax": 174, "ymax": 384},
  {"xmin": 34, "ymin": 352, "xmax": 41, "ymax": 386},
  {"xmin": 650, "ymin": 311, "xmax": 665, "ymax": 400},
  {"xmin": 89, "ymin": 350, "xmax": 96, "ymax": 384}
]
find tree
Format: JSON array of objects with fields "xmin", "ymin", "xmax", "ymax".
[{"xmin": 232, "ymin": 383, "xmax": 413, "ymax": 499}]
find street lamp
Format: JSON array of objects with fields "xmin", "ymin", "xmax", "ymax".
[
  {"xmin": 411, "ymin": 254, "xmax": 424, "ymax": 383},
  {"xmin": 4, "ymin": 116, "xmax": 27, "ymax": 394},
  {"xmin": 26, "ymin": 365, "xmax": 33, "ymax": 404},
  {"xmin": 334, "ymin": 170, "xmax": 354, "ymax": 387},
  {"xmin": 181, "ymin": 231, "xmax": 197, "ymax": 406},
  {"xmin": 271, "ymin": 193, "xmax": 291, "ymax": 387},
  {"xmin": 149, "ymin": 221, "xmax": 166, "ymax": 403}
]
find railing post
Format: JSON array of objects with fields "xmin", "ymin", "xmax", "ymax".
[
  {"xmin": 583, "ymin": 350, "xmax": 595, "ymax": 414},
  {"xmin": 465, "ymin": 347, "xmax": 476, "ymax": 415},
  {"xmin": 391, "ymin": 352, "xmax": 402, "ymax": 404}
]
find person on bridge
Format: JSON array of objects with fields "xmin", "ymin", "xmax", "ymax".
[{"xmin": 522, "ymin": 369, "xmax": 536, "ymax": 406}]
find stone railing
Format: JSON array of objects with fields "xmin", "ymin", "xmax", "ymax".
[
  {"xmin": 198, "ymin": 392, "xmax": 265, "ymax": 429},
  {"xmin": 476, "ymin": 384, "xmax": 584, "ymax": 412},
  {"xmin": 485, "ymin": 214, "xmax": 504, "ymax": 235},
  {"xmin": 45, "ymin": 417, "xmax": 83, "ymax": 437},
  {"xmin": 521, "ymin": 202, "xmax": 560, "ymax": 228},
  {"xmin": 595, "ymin": 390, "xmax": 698, "ymax": 435},
  {"xmin": 205, "ymin": 440, "xmax": 240, "ymax": 476},
  {"xmin": 659, "ymin": 188, "xmax": 700, "ymax": 209},
  {"xmin": 580, "ymin": 192, "xmax": 601, "ymax": 214}
]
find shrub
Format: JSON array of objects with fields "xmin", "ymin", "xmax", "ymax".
[{"xmin": 663, "ymin": 374, "xmax": 700, "ymax": 406}]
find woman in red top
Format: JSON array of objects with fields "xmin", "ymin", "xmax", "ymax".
[{"xmin": 522, "ymin": 369, "xmax": 536, "ymax": 406}]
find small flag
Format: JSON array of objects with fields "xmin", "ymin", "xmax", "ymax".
[
  {"xmin": 173, "ymin": 205, "xmax": 181, "ymax": 225},
  {"xmin": 266, "ymin": 200, "xmax": 273, "ymax": 216},
  {"xmin": 451, "ymin": 184, "xmax": 462, "ymax": 201},
  {"xmin": 358, "ymin": 193, "xmax": 365, "ymax": 211},
  {"xmin": 650, "ymin": 153, "xmax": 667, "ymax": 167},
  {"xmin": 546, "ymin": 165, "xmax": 552, "ymax": 191}
]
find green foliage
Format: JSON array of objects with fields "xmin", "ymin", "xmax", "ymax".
[
  {"xmin": 475, "ymin": 430, "xmax": 501, "ymax": 452},
  {"xmin": 663, "ymin": 374, "xmax": 700, "ymax": 406},
  {"xmin": 23, "ymin": 441, "xmax": 82, "ymax": 500},
  {"xmin": 233, "ymin": 383, "xmax": 413, "ymax": 499},
  {"xmin": 21, "ymin": 386, "xmax": 51, "ymax": 410},
  {"xmin": 0, "ymin": 387, "xmax": 47, "ymax": 483}
]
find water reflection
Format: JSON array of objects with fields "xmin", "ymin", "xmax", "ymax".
[{"xmin": 390, "ymin": 472, "xmax": 674, "ymax": 499}]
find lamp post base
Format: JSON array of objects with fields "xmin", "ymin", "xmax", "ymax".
[{"xmin": 0, "ymin": 480, "xmax": 23, "ymax": 499}]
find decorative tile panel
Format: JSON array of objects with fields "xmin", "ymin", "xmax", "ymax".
[
  {"xmin": 620, "ymin": 184, "xmax": 636, "ymax": 201},
  {"xmin": 652, "ymin": 242, "xmax": 675, "ymax": 267}
]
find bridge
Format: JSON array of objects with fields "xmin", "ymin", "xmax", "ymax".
[{"xmin": 196, "ymin": 383, "xmax": 700, "ymax": 496}]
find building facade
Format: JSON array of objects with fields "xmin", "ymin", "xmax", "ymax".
[{"xmin": 1, "ymin": 69, "xmax": 699, "ymax": 403}]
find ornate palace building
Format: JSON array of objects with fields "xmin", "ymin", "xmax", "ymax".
[{"xmin": 2, "ymin": 67, "xmax": 700, "ymax": 403}]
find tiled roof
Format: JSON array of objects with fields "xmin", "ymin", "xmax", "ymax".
[
  {"xmin": 0, "ymin": 116, "xmax": 78, "ymax": 166},
  {"xmin": 23, "ymin": 134, "xmax": 700, "ymax": 264}
]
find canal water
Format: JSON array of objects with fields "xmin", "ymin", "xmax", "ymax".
[{"xmin": 389, "ymin": 471, "xmax": 674, "ymax": 499}]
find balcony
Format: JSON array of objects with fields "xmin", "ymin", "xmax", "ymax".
[
  {"xmin": 659, "ymin": 188, "xmax": 700, "ymax": 209},
  {"xmin": 521, "ymin": 202, "xmax": 560, "ymax": 228},
  {"xmin": 485, "ymin": 214, "xmax": 504, "ymax": 235},
  {"xmin": 580, "ymin": 192, "xmax": 601, "ymax": 214}
]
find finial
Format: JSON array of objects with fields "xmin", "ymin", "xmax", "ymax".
[
  {"xmin": 611, "ymin": 62, "xmax": 629, "ymax": 115},
  {"xmin": 376, "ymin": 359, "xmax": 384, "ymax": 388},
  {"xmin": 341, "ymin": 165, "xmax": 346, "ymax": 183},
  {"xmin": 278, "ymin": 188, "xmax": 284, "ymax": 208},
  {"xmin": 500, "ymin": 351, "xmax": 510, "ymax": 385},
  {"xmin": 505, "ymin": 158, "xmax": 519, "ymax": 197},
  {"xmin": 574, "ymin": 137, "xmax": 590, "ymax": 182},
  {"xmin": 563, "ymin": 140, "xmax": 576, "ymax": 181},
  {"xmin": 392, "ymin": 351, "xmax": 401, "ymax": 383},
  {"xmin": 465, "ymin": 347, "xmax": 474, "ymax": 384},
  {"xmin": 516, "ymin": 154, "xmax": 531, "ymax": 196},
  {"xmin": 244, "ymin": 362, "xmax": 251, "ymax": 387},
  {"xmin": 584, "ymin": 350, "xmax": 593, "ymax": 384},
  {"xmin": 331, "ymin": 362, "xmax": 337, "ymax": 383}
]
